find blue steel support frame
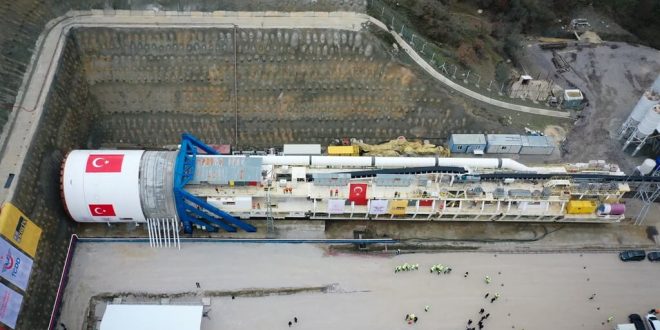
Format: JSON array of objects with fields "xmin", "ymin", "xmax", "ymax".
[{"xmin": 173, "ymin": 133, "xmax": 257, "ymax": 233}]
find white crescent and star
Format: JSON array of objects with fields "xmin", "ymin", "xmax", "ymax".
[
  {"xmin": 353, "ymin": 186, "xmax": 364, "ymax": 195},
  {"xmin": 91, "ymin": 157, "xmax": 110, "ymax": 168},
  {"xmin": 94, "ymin": 207, "xmax": 105, "ymax": 214}
]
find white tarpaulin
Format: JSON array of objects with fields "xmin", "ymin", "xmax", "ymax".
[
  {"xmin": 0, "ymin": 238, "xmax": 33, "ymax": 291},
  {"xmin": 327, "ymin": 199, "xmax": 346, "ymax": 214},
  {"xmin": 369, "ymin": 200, "xmax": 389, "ymax": 215},
  {"xmin": 0, "ymin": 283, "xmax": 22, "ymax": 329},
  {"xmin": 101, "ymin": 305, "xmax": 203, "ymax": 330}
]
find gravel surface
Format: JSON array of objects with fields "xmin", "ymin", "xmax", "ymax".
[{"xmin": 522, "ymin": 42, "xmax": 660, "ymax": 171}]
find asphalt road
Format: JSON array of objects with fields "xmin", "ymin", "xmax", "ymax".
[{"xmin": 58, "ymin": 242, "xmax": 660, "ymax": 330}]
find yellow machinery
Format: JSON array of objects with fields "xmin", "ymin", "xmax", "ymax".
[
  {"xmin": 328, "ymin": 145, "xmax": 360, "ymax": 156},
  {"xmin": 566, "ymin": 200, "xmax": 597, "ymax": 214}
]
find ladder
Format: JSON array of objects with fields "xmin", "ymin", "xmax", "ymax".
[{"xmin": 266, "ymin": 181, "xmax": 275, "ymax": 237}]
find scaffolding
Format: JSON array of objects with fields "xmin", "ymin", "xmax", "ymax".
[
  {"xmin": 266, "ymin": 180, "xmax": 275, "ymax": 237},
  {"xmin": 633, "ymin": 168, "xmax": 660, "ymax": 225}
]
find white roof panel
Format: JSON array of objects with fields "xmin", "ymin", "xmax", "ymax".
[
  {"xmin": 101, "ymin": 305, "xmax": 203, "ymax": 330},
  {"xmin": 282, "ymin": 144, "xmax": 322, "ymax": 155},
  {"xmin": 450, "ymin": 134, "xmax": 486, "ymax": 145},
  {"xmin": 486, "ymin": 134, "xmax": 523, "ymax": 146}
]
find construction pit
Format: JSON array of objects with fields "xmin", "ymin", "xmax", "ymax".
[
  {"xmin": 0, "ymin": 8, "xmax": 659, "ymax": 330},
  {"xmin": 2, "ymin": 12, "xmax": 559, "ymax": 329}
]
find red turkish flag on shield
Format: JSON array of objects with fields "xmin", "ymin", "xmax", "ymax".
[
  {"xmin": 89, "ymin": 204, "xmax": 116, "ymax": 217},
  {"xmin": 86, "ymin": 154, "xmax": 124, "ymax": 173},
  {"xmin": 348, "ymin": 183, "xmax": 368, "ymax": 205},
  {"xmin": 419, "ymin": 200, "xmax": 434, "ymax": 207}
]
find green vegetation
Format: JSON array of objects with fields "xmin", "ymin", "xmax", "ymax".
[{"xmin": 376, "ymin": 0, "xmax": 659, "ymax": 82}]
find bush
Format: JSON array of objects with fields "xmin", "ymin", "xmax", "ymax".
[{"xmin": 495, "ymin": 61, "xmax": 511, "ymax": 83}]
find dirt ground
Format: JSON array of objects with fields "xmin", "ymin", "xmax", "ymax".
[
  {"xmin": 521, "ymin": 41, "xmax": 660, "ymax": 172},
  {"xmin": 59, "ymin": 243, "xmax": 660, "ymax": 330},
  {"xmin": 570, "ymin": 7, "xmax": 636, "ymax": 39}
]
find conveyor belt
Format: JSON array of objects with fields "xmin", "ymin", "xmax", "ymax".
[
  {"xmin": 339, "ymin": 166, "xmax": 660, "ymax": 183},
  {"xmin": 346, "ymin": 166, "xmax": 467, "ymax": 178}
]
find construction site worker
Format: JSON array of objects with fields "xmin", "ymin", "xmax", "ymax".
[
  {"xmin": 425, "ymin": 305, "xmax": 430, "ymax": 312},
  {"xmin": 494, "ymin": 293, "xmax": 500, "ymax": 300},
  {"xmin": 485, "ymin": 276, "xmax": 491, "ymax": 284},
  {"xmin": 607, "ymin": 316, "xmax": 614, "ymax": 323}
]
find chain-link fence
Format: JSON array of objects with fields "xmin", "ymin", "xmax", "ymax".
[{"xmin": 367, "ymin": 0, "xmax": 562, "ymax": 111}]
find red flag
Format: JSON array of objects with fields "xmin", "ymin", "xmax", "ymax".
[
  {"xmin": 348, "ymin": 183, "xmax": 368, "ymax": 205},
  {"xmin": 419, "ymin": 200, "xmax": 434, "ymax": 207},
  {"xmin": 86, "ymin": 154, "xmax": 124, "ymax": 173},
  {"xmin": 89, "ymin": 204, "xmax": 116, "ymax": 217}
]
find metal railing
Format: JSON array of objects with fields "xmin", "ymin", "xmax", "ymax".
[{"xmin": 48, "ymin": 234, "xmax": 78, "ymax": 330}]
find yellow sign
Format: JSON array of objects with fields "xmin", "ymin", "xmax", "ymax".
[
  {"xmin": 388, "ymin": 200, "xmax": 408, "ymax": 215},
  {"xmin": 0, "ymin": 203, "xmax": 42, "ymax": 257}
]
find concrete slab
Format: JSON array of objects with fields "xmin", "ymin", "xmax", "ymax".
[{"xmin": 59, "ymin": 242, "xmax": 660, "ymax": 330}]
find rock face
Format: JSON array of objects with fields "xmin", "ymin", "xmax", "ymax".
[{"xmin": 72, "ymin": 27, "xmax": 488, "ymax": 148}]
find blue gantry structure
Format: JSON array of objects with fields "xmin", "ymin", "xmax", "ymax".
[{"xmin": 173, "ymin": 133, "xmax": 257, "ymax": 234}]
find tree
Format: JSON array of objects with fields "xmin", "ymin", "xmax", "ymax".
[{"xmin": 457, "ymin": 42, "xmax": 478, "ymax": 67}]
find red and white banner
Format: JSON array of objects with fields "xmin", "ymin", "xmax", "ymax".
[
  {"xmin": 88, "ymin": 204, "xmax": 116, "ymax": 217},
  {"xmin": 85, "ymin": 154, "xmax": 124, "ymax": 173},
  {"xmin": 348, "ymin": 183, "xmax": 368, "ymax": 205}
]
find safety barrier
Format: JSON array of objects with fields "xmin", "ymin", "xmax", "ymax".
[
  {"xmin": 48, "ymin": 234, "xmax": 78, "ymax": 330},
  {"xmin": 78, "ymin": 237, "xmax": 397, "ymax": 244}
]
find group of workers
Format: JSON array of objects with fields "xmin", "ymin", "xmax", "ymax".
[
  {"xmin": 430, "ymin": 264, "xmax": 452, "ymax": 275},
  {"xmin": 395, "ymin": 263, "xmax": 419, "ymax": 273},
  {"xmin": 405, "ymin": 313, "xmax": 419, "ymax": 324},
  {"xmin": 484, "ymin": 292, "xmax": 500, "ymax": 303}
]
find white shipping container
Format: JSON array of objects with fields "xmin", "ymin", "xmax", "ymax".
[
  {"xmin": 486, "ymin": 134, "xmax": 522, "ymax": 154},
  {"xmin": 519, "ymin": 136, "xmax": 555, "ymax": 155}
]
